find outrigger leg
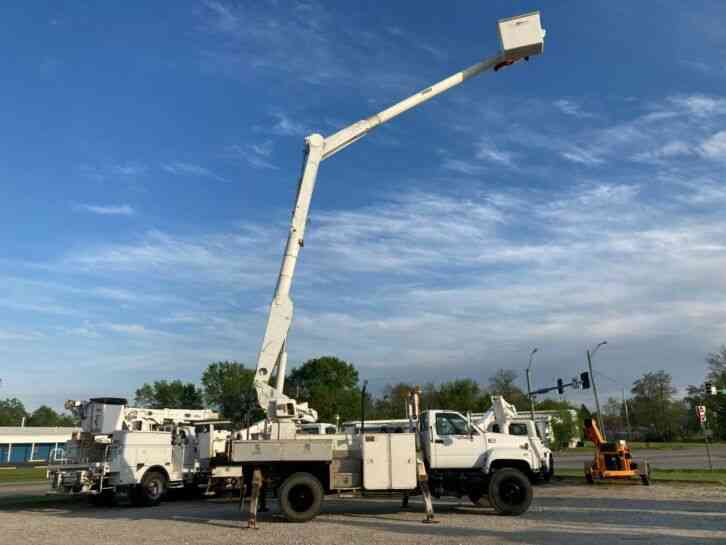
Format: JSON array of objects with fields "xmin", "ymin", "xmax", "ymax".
[
  {"xmin": 245, "ymin": 468, "xmax": 263, "ymax": 529},
  {"xmin": 417, "ymin": 459, "xmax": 437, "ymax": 524}
]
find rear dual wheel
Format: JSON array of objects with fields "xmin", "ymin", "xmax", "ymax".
[{"xmin": 278, "ymin": 472, "xmax": 324, "ymax": 522}]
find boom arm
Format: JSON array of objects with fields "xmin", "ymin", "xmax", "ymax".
[{"xmin": 253, "ymin": 13, "xmax": 546, "ymax": 422}]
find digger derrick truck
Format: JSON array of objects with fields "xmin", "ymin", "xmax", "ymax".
[
  {"xmin": 47, "ymin": 398, "xmax": 235, "ymax": 506},
  {"xmin": 218, "ymin": 12, "xmax": 548, "ymax": 525}
]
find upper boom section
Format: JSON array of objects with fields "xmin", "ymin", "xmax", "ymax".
[{"xmin": 252, "ymin": 12, "xmax": 546, "ymax": 424}]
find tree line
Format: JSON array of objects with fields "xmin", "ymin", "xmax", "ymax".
[
  {"xmin": 2, "ymin": 346, "xmax": 724, "ymax": 443},
  {"xmin": 0, "ymin": 398, "xmax": 77, "ymax": 427}
]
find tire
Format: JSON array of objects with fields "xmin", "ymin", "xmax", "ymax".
[
  {"xmin": 130, "ymin": 470, "xmax": 167, "ymax": 507},
  {"xmin": 278, "ymin": 472, "xmax": 324, "ymax": 523},
  {"xmin": 584, "ymin": 461, "xmax": 594, "ymax": 484},
  {"xmin": 487, "ymin": 468, "xmax": 533, "ymax": 516},
  {"xmin": 640, "ymin": 461, "xmax": 651, "ymax": 486}
]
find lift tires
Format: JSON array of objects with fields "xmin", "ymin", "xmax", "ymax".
[
  {"xmin": 584, "ymin": 462, "xmax": 595, "ymax": 484},
  {"xmin": 640, "ymin": 461, "xmax": 651, "ymax": 486},
  {"xmin": 278, "ymin": 472, "xmax": 324, "ymax": 523},
  {"xmin": 130, "ymin": 470, "xmax": 167, "ymax": 507},
  {"xmin": 487, "ymin": 468, "xmax": 533, "ymax": 516}
]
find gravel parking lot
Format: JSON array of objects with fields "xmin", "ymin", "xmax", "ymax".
[{"xmin": 1, "ymin": 482, "xmax": 723, "ymax": 545}]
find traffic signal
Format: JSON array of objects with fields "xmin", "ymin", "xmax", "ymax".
[
  {"xmin": 580, "ymin": 371, "xmax": 591, "ymax": 390},
  {"xmin": 557, "ymin": 378, "xmax": 564, "ymax": 395},
  {"xmin": 705, "ymin": 382, "xmax": 717, "ymax": 396}
]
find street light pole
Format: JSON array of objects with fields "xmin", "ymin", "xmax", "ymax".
[
  {"xmin": 587, "ymin": 340, "xmax": 607, "ymax": 439},
  {"xmin": 526, "ymin": 348, "xmax": 539, "ymax": 423}
]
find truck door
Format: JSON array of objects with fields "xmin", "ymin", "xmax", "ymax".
[{"xmin": 430, "ymin": 412, "xmax": 485, "ymax": 469}]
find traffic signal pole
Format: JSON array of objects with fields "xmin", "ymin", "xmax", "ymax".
[{"xmin": 587, "ymin": 349, "xmax": 606, "ymax": 440}]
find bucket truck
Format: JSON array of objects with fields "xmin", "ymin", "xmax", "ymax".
[
  {"xmin": 47, "ymin": 398, "xmax": 236, "ymax": 506},
  {"xmin": 222, "ymin": 12, "xmax": 549, "ymax": 525}
]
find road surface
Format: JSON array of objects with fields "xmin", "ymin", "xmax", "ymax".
[{"xmin": 0, "ymin": 482, "xmax": 723, "ymax": 545}]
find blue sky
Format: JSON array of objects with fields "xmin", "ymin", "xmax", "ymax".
[{"xmin": 1, "ymin": 1, "xmax": 726, "ymax": 411}]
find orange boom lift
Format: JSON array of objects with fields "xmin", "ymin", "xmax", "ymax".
[{"xmin": 583, "ymin": 418, "xmax": 650, "ymax": 485}]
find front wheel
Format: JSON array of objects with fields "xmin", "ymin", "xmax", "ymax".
[
  {"xmin": 278, "ymin": 472, "xmax": 324, "ymax": 522},
  {"xmin": 130, "ymin": 470, "xmax": 167, "ymax": 507},
  {"xmin": 488, "ymin": 468, "xmax": 533, "ymax": 516}
]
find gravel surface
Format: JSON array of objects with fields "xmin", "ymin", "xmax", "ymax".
[
  {"xmin": 555, "ymin": 444, "xmax": 726, "ymax": 469},
  {"xmin": 0, "ymin": 482, "xmax": 724, "ymax": 545}
]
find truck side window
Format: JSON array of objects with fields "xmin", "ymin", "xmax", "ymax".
[
  {"xmin": 435, "ymin": 413, "xmax": 469, "ymax": 436},
  {"xmin": 509, "ymin": 423, "xmax": 528, "ymax": 436}
]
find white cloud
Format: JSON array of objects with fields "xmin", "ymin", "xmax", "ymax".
[
  {"xmin": 560, "ymin": 147, "xmax": 604, "ymax": 165},
  {"xmin": 441, "ymin": 158, "xmax": 486, "ymax": 175},
  {"xmin": 669, "ymin": 95, "xmax": 726, "ymax": 116},
  {"xmin": 553, "ymin": 99, "xmax": 595, "ymax": 118},
  {"xmin": 475, "ymin": 140, "xmax": 516, "ymax": 166},
  {"xmin": 226, "ymin": 140, "xmax": 279, "ymax": 170},
  {"xmin": 161, "ymin": 161, "xmax": 227, "ymax": 182},
  {"xmin": 268, "ymin": 112, "xmax": 307, "ymax": 137},
  {"xmin": 700, "ymin": 131, "xmax": 726, "ymax": 159},
  {"xmin": 73, "ymin": 204, "xmax": 135, "ymax": 216}
]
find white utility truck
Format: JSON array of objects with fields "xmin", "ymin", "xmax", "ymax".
[
  {"xmin": 218, "ymin": 12, "xmax": 548, "ymax": 525},
  {"xmin": 47, "ymin": 398, "xmax": 235, "ymax": 506},
  {"xmin": 474, "ymin": 396, "xmax": 554, "ymax": 482}
]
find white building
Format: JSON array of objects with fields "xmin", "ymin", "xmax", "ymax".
[{"xmin": 0, "ymin": 427, "xmax": 78, "ymax": 464}]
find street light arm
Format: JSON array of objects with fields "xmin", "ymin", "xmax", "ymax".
[{"xmin": 321, "ymin": 54, "xmax": 506, "ymax": 160}]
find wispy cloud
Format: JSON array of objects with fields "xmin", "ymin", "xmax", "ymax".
[
  {"xmin": 225, "ymin": 140, "xmax": 280, "ymax": 170},
  {"xmin": 553, "ymin": 99, "xmax": 595, "ymax": 118},
  {"xmin": 700, "ymin": 131, "xmax": 726, "ymax": 159},
  {"xmin": 265, "ymin": 112, "xmax": 307, "ymax": 137},
  {"xmin": 73, "ymin": 203, "xmax": 135, "ymax": 216},
  {"xmin": 79, "ymin": 163, "xmax": 147, "ymax": 182},
  {"xmin": 161, "ymin": 161, "xmax": 228, "ymax": 182},
  {"xmin": 475, "ymin": 140, "xmax": 517, "ymax": 167}
]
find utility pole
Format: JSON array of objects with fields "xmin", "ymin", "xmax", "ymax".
[
  {"xmin": 587, "ymin": 341, "xmax": 607, "ymax": 439},
  {"xmin": 526, "ymin": 348, "xmax": 539, "ymax": 423}
]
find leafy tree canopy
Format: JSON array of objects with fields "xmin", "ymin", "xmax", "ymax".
[{"xmin": 134, "ymin": 380, "xmax": 204, "ymax": 410}]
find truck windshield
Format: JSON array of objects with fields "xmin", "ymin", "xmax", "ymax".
[{"xmin": 435, "ymin": 413, "xmax": 470, "ymax": 436}]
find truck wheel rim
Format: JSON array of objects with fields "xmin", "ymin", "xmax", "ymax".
[
  {"xmin": 499, "ymin": 478, "xmax": 525, "ymax": 506},
  {"xmin": 289, "ymin": 484, "xmax": 314, "ymax": 512},
  {"xmin": 146, "ymin": 478, "xmax": 162, "ymax": 499}
]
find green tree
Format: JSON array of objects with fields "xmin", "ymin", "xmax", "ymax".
[
  {"xmin": 601, "ymin": 396, "xmax": 624, "ymax": 437},
  {"xmin": 551, "ymin": 408, "xmax": 577, "ymax": 450},
  {"xmin": 0, "ymin": 398, "xmax": 28, "ymax": 426},
  {"xmin": 286, "ymin": 356, "xmax": 361, "ymax": 423},
  {"xmin": 488, "ymin": 368, "xmax": 528, "ymax": 409},
  {"xmin": 435, "ymin": 379, "xmax": 489, "ymax": 414},
  {"xmin": 202, "ymin": 361, "xmax": 260, "ymax": 425},
  {"xmin": 630, "ymin": 370, "xmax": 683, "ymax": 441},
  {"xmin": 27, "ymin": 405, "xmax": 77, "ymax": 427},
  {"xmin": 686, "ymin": 346, "xmax": 726, "ymax": 440},
  {"xmin": 372, "ymin": 382, "xmax": 414, "ymax": 419},
  {"xmin": 134, "ymin": 380, "xmax": 204, "ymax": 410}
]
